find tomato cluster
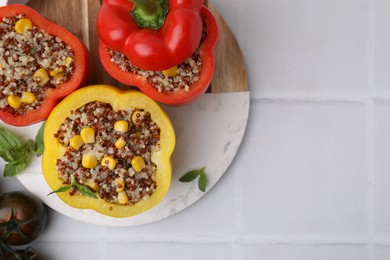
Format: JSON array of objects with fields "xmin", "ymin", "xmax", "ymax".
[{"xmin": 0, "ymin": 191, "xmax": 46, "ymax": 260}]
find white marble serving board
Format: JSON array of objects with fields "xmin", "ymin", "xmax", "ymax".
[{"xmin": 0, "ymin": 92, "xmax": 249, "ymax": 226}]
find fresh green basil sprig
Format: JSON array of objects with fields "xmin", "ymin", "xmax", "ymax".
[
  {"xmin": 0, "ymin": 122, "xmax": 45, "ymax": 177},
  {"xmin": 34, "ymin": 121, "xmax": 45, "ymax": 156},
  {"xmin": 179, "ymin": 167, "xmax": 207, "ymax": 192},
  {"xmin": 48, "ymin": 175, "xmax": 98, "ymax": 199}
]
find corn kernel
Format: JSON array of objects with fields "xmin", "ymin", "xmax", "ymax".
[
  {"xmin": 114, "ymin": 120, "xmax": 129, "ymax": 133},
  {"xmin": 115, "ymin": 177, "xmax": 125, "ymax": 192},
  {"xmin": 132, "ymin": 156, "xmax": 146, "ymax": 172},
  {"xmin": 131, "ymin": 110, "xmax": 144, "ymax": 125},
  {"xmin": 69, "ymin": 135, "xmax": 84, "ymax": 150},
  {"xmin": 162, "ymin": 66, "xmax": 178, "ymax": 77},
  {"xmin": 80, "ymin": 127, "xmax": 95, "ymax": 144},
  {"xmin": 115, "ymin": 137, "xmax": 126, "ymax": 149},
  {"xmin": 20, "ymin": 91, "xmax": 36, "ymax": 104},
  {"xmin": 15, "ymin": 18, "xmax": 32, "ymax": 34},
  {"xmin": 82, "ymin": 153, "xmax": 98, "ymax": 168},
  {"xmin": 117, "ymin": 191, "xmax": 129, "ymax": 205},
  {"xmin": 65, "ymin": 57, "xmax": 73, "ymax": 67},
  {"xmin": 33, "ymin": 68, "xmax": 50, "ymax": 86},
  {"xmin": 101, "ymin": 155, "xmax": 116, "ymax": 170},
  {"xmin": 52, "ymin": 73, "xmax": 64, "ymax": 82},
  {"xmin": 7, "ymin": 95, "xmax": 22, "ymax": 109},
  {"xmin": 49, "ymin": 68, "xmax": 64, "ymax": 77},
  {"xmin": 84, "ymin": 179, "xmax": 99, "ymax": 191}
]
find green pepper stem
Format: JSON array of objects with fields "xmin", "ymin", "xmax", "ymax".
[
  {"xmin": 130, "ymin": 0, "xmax": 169, "ymax": 30},
  {"xmin": 132, "ymin": 0, "xmax": 160, "ymax": 14}
]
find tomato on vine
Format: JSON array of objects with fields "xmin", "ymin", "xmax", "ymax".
[{"xmin": 0, "ymin": 191, "xmax": 46, "ymax": 259}]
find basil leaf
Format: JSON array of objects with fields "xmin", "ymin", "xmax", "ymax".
[
  {"xmin": 34, "ymin": 121, "xmax": 45, "ymax": 156},
  {"xmin": 0, "ymin": 140, "xmax": 32, "ymax": 164},
  {"xmin": 12, "ymin": 140, "xmax": 33, "ymax": 170},
  {"xmin": 180, "ymin": 167, "xmax": 208, "ymax": 192},
  {"xmin": 198, "ymin": 168, "xmax": 207, "ymax": 192},
  {"xmin": 75, "ymin": 183, "xmax": 98, "ymax": 199},
  {"xmin": 0, "ymin": 127, "xmax": 23, "ymax": 162},
  {"xmin": 47, "ymin": 185, "xmax": 72, "ymax": 196},
  {"xmin": 22, "ymin": 139, "xmax": 34, "ymax": 153},
  {"xmin": 48, "ymin": 175, "xmax": 98, "ymax": 199},
  {"xmin": 0, "ymin": 128, "xmax": 34, "ymax": 177},
  {"xmin": 179, "ymin": 169, "xmax": 200, "ymax": 182},
  {"xmin": 0, "ymin": 149, "xmax": 19, "ymax": 162},
  {"xmin": 4, "ymin": 160, "xmax": 28, "ymax": 177},
  {"xmin": 0, "ymin": 127, "xmax": 22, "ymax": 150}
]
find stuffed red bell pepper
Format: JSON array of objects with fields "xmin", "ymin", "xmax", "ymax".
[
  {"xmin": 97, "ymin": 0, "xmax": 219, "ymax": 105},
  {"xmin": 0, "ymin": 5, "xmax": 89, "ymax": 126}
]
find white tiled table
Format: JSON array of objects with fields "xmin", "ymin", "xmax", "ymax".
[{"xmin": 2, "ymin": 0, "xmax": 390, "ymax": 259}]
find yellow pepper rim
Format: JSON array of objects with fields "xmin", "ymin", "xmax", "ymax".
[{"xmin": 42, "ymin": 85, "xmax": 175, "ymax": 218}]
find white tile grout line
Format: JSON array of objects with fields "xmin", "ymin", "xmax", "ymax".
[
  {"xmin": 239, "ymin": 237, "xmax": 369, "ymax": 246},
  {"xmin": 251, "ymin": 95, "xmax": 390, "ymax": 104},
  {"xmin": 367, "ymin": 68, "xmax": 375, "ymax": 260},
  {"xmin": 252, "ymin": 96, "xmax": 368, "ymax": 104},
  {"xmin": 374, "ymin": 239, "xmax": 390, "ymax": 247},
  {"xmin": 37, "ymin": 236, "xmax": 371, "ymax": 245},
  {"xmin": 98, "ymin": 227, "xmax": 108, "ymax": 260},
  {"xmin": 234, "ymin": 155, "xmax": 244, "ymax": 260},
  {"xmin": 367, "ymin": 0, "xmax": 376, "ymax": 259},
  {"xmin": 36, "ymin": 233, "xmax": 384, "ymax": 246}
]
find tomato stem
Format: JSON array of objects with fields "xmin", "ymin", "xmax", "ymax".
[
  {"xmin": 130, "ymin": 0, "xmax": 169, "ymax": 30},
  {"xmin": 0, "ymin": 241, "xmax": 39, "ymax": 259},
  {"xmin": 0, "ymin": 240, "xmax": 15, "ymax": 258},
  {"xmin": 1, "ymin": 208, "xmax": 34, "ymax": 243}
]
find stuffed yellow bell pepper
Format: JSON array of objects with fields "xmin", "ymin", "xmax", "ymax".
[{"xmin": 42, "ymin": 85, "xmax": 175, "ymax": 218}]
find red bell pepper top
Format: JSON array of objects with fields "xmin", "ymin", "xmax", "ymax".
[
  {"xmin": 98, "ymin": 5, "xmax": 219, "ymax": 105},
  {"xmin": 97, "ymin": 0, "xmax": 204, "ymax": 71}
]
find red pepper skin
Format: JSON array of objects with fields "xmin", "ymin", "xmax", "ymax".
[
  {"xmin": 99, "ymin": 6, "xmax": 219, "ymax": 106},
  {"xmin": 97, "ymin": 0, "xmax": 203, "ymax": 71},
  {"xmin": 0, "ymin": 5, "xmax": 89, "ymax": 126}
]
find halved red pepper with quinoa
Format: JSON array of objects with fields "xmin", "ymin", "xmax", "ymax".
[
  {"xmin": 0, "ymin": 4, "xmax": 89, "ymax": 126},
  {"xmin": 97, "ymin": 0, "xmax": 219, "ymax": 105}
]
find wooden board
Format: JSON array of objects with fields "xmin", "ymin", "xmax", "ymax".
[{"xmin": 26, "ymin": 0, "xmax": 248, "ymax": 93}]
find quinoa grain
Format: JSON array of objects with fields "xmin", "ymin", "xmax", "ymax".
[
  {"xmin": 0, "ymin": 14, "xmax": 75, "ymax": 115},
  {"xmin": 108, "ymin": 48, "xmax": 202, "ymax": 94},
  {"xmin": 55, "ymin": 101, "xmax": 160, "ymax": 206}
]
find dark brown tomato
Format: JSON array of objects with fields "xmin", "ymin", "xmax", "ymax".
[
  {"xmin": 0, "ymin": 191, "xmax": 46, "ymax": 245},
  {"xmin": 2, "ymin": 247, "xmax": 41, "ymax": 260}
]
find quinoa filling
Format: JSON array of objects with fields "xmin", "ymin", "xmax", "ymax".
[
  {"xmin": 108, "ymin": 49, "xmax": 202, "ymax": 94},
  {"xmin": 54, "ymin": 101, "xmax": 161, "ymax": 206},
  {"xmin": 0, "ymin": 14, "xmax": 75, "ymax": 115},
  {"xmin": 106, "ymin": 22, "xmax": 208, "ymax": 94}
]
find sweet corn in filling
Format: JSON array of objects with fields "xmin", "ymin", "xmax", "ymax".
[
  {"xmin": 0, "ymin": 14, "xmax": 75, "ymax": 115},
  {"xmin": 108, "ymin": 48, "xmax": 202, "ymax": 94},
  {"xmin": 54, "ymin": 101, "xmax": 161, "ymax": 205}
]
